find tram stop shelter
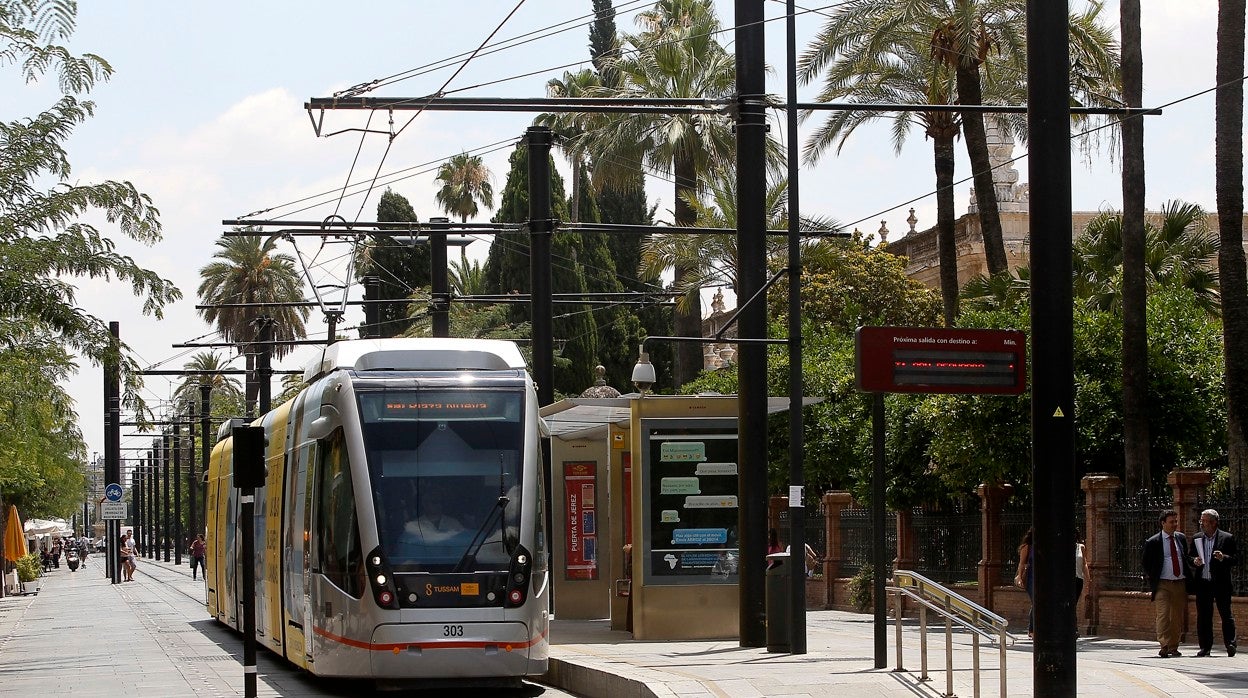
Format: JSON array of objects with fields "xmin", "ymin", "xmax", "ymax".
[{"xmin": 541, "ymin": 393, "xmax": 817, "ymax": 641}]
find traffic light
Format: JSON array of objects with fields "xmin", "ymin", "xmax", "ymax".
[{"xmin": 232, "ymin": 426, "xmax": 268, "ymax": 489}]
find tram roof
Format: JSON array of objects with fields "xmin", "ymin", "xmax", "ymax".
[
  {"xmin": 305, "ymin": 338, "xmax": 527, "ymax": 381},
  {"xmin": 540, "ymin": 395, "xmax": 821, "ymax": 441}
]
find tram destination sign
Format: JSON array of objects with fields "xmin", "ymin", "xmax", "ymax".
[{"xmin": 855, "ymin": 326, "xmax": 1026, "ymax": 395}]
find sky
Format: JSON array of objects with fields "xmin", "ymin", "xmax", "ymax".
[{"xmin": 4, "ymin": 1, "xmax": 1227, "ymax": 468}]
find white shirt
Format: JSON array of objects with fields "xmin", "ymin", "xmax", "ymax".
[
  {"xmin": 1160, "ymin": 533, "xmax": 1184, "ymax": 581},
  {"xmin": 1197, "ymin": 533, "xmax": 1215, "ymax": 581}
]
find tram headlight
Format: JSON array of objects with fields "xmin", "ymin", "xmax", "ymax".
[
  {"xmin": 376, "ymin": 574, "xmax": 387, "ymax": 586},
  {"xmin": 365, "ymin": 545, "xmax": 400, "ymax": 610}
]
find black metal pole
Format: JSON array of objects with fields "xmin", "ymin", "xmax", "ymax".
[
  {"xmin": 785, "ymin": 0, "xmax": 807, "ymax": 656},
  {"xmin": 431, "ymin": 228, "xmax": 449, "ymax": 338},
  {"xmin": 199, "ymin": 383, "xmax": 211, "ymax": 540},
  {"xmin": 105, "ymin": 321, "xmax": 121, "ymax": 584},
  {"xmin": 134, "ymin": 458, "xmax": 143, "ymax": 564},
  {"xmin": 363, "ymin": 276, "xmax": 380, "ymax": 339},
  {"xmin": 163, "ymin": 431, "xmax": 171, "ymax": 562},
  {"xmin": 240, "ymin": 484, "xmax": 258, "ymax": 698},
  {"xmin": 148, "ymin": 444, "xmax": 158, "ymax": 559},
  {"xmin": 174, "ymin": 421, "xmax": 182, "ymax": 565},
  {"xmin": 871, "ymin": 393, "xmax": 887, "ymax": 667},
  {"xmin": 258, "ymin": 316, "xmax": 274, "ymax": 415},
  {"xmin": 526, "ymin": 125, "xmax": 555, "ymax": 613},
  {"xmin": 735, "ymin": 0, "xmax": 769, "ymax": 649},
  {"xmin": 1028, "ymin": 0, "xmax": 1076, "ymax": 693}
]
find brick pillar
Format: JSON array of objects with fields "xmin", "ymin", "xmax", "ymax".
[
  {"xmin": 977, "ymin": 482, "xmax": 1014, "ymax": 611},
  {"xmin": 895, "ymin": 508, "xmax": 917, "ymax": 577},
  {"xmin": 823, "ymin": 491, "xmax": 854, "ymax": 603},
  {"xmin": 1168, "ymin": 469, "xmax": 1214, "ymax": 538},
  {"xmin": 1081, "ymin": 474, "xmax": 1120, "ymax": 635}
]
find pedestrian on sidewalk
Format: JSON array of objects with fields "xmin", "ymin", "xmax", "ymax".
[
  {"xmin": 1190, "ymin": 508, "xmax": 1237, "ymax": 657},
  {"xmin": 120, "ymin": 531, "xmax": 137, "ymax": 581},
  {"xmin": 1143, "ymin": 509, "xmax": 1190, "ymax": 658},
  {"xmin": 1014, "ymin": 527, "xmax": 1034, "ymax": 639},
  {"xmin": 189, "ymin": 534, "xmax": 206, "ymax": 581}
]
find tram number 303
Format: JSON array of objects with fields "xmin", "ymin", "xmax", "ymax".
[{"xmin": 443, "ymin": 625, "xmax": 465, "ymax": 637}]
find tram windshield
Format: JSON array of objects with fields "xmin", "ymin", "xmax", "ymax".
[{"xmin": 358, "ymin": 388, "xmax": 524, "ymax": 573}]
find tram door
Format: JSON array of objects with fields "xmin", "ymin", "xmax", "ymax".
[{"xmin": 309, "ymin": 427, "xmax": 366, "ymax": 664}]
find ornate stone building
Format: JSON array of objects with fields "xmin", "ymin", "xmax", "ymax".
[{"xmin": 887, "ymin": 122, "xmax": 1243, "ymax": 290}]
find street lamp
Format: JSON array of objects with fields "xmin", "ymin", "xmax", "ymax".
[{"xmin": 630, "ymin": 344, "xmax": 656, "ymax": 394}]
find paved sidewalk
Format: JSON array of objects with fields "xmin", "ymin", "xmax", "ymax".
[
  {"xmin": 6, "ymin": 555, "xmax": 1248, "ymax": 697},
  {"xmin": 545, "ymin": 612, "xmax": 1248, "ymax": 697}
]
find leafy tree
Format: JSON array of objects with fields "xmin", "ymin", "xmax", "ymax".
[
  {"xmin": 0, "ymin": 0, "xmax": 181, "ymax": 419},
  {"xmin": 484, "ymin": 144, "xmax": 597, "ymax": 393},
  {"xmin": 353, "ymin": 189, "xmax": 428, "ymax": 337},
  {"xmin": 196, "ymin": 234, "xmax": 308, "ymax": 413},
  {"xmin": 582, "ymin": 0, "xmax": 740, "ymax": 387}
]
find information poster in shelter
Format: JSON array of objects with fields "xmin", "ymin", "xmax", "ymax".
[
  {"xmin": 563, "ymin": 461, "xmax": 598, "ymax": 580},
  {"xmin": 644, "ymin": 424, "xmax": 738, "ymax": 583}
]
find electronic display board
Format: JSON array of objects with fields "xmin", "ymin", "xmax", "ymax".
[
  {"xmin": 855, "ymin": 326, "xmax": 1026, "ymax": 395},
  {"xmin": 640, "ymin": 419, "xmax": 739, "ymax": 585}
]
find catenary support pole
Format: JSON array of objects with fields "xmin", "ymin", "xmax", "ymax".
[
  {"xmin": 785, "ymin": 0, "xmax": 807, "ymax": 655},
  {"xmin": 735, "ymin": 0, "xmax": 768, "ymax": 648},
  {"xmin": 174, "ymin": 421, "xmax": 182, "ymax": 565},
  {"xmin": 527, "ymin": 125, "xmax": 555, "ymax": 611},
  {"xmin": 163, "ymin": 432, "xmax": 171, "ymax": 562},
  {"xmin": 431, "ymin": 226, "xmax": 449, "ymax": 338},
  {"xmin": 198, "ymin": 383, "xmax": 211, "ymax": 541},
  {"xmin": 1028, "ymin": 0, "xmax": 1077, "ymax": 693}
]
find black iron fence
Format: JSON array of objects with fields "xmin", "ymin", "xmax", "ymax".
[
  {"xmin": 839, "ymin": 506, "xmax": 896, "ymax": 578},
  {"xmin": 1104, "ymin": 491, "xmax": 1169, "ymax": 592},
  {"xmin": 999, "ymin": 499, "xmax": 1086, "ymax": 587},
  {"xmin": 911, "ymin": 501, "xmax": 982, "ymax": 585},
  {"xmin": 1194, "ymin": 491, "xmax": 1248, "ymax": 595}
]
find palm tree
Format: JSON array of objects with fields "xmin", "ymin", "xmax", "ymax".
[
  {"xmin": 1074, "ymin": 202, "xmax": 1219, "ymax": 314},
  {"xmin": 1216, "ymin": 0, "xmax": 1248, "ymax": 490},
  {"xmin": 434, "ymin": 153, "xmax": 495, "ymax": 226},
  {"xmin": 537, "ymin": 69, "xmax": 604, "ymax": 224},
  {"xmin": 171, "ymin": 351, "xmax": 244, "ymax": 416},
  {"xmin": 802, "ymin": 0, "xmax": 1119, "ymax": 299},
  {"xmin": 197, "ymin": 234, "xmax": 308, "ymax": 414},
  {"xmin": 800, "ymin": 27, "xmax": 962, "ymax": 325},
  {"xmin": 641, "ymin": 167, "xmax": 840, "ymax": 302},
  {"xmin": 1120, "ymin": 0, "xmax": 1149, "ymax": 494},
  {"xmin": 580, "ymin": 0, "xmax": 738, "ymax": 386}
]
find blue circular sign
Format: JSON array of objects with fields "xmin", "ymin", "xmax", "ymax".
[{"xmin": 104, "ymin": 483, "xmax": 123, "ymax": 502}]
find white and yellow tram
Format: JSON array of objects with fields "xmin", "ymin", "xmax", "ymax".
[{"xmin": 205, "ymin": 338, "xmax": 550, "ymax": 683}]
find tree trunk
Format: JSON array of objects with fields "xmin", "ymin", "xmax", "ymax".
[
  {"xmin": 1217, "ymin": 0, "xmax": 1248, "ymax": 491},
  {"xmin": 934, "ymin": 132, "xmax": 959, "ymax": 326},
  {"xmin": 957, "ymin": 65, "xmax": 1008, "ymax": 276},
  {"xmin": 1120, "ymin": 0, "xmax": 1150, "ymax": 494},
  {"xmin": 672, "ymin": 154, "xmax": 702, "ymax": 389}
]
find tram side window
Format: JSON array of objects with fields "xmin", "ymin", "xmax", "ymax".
[{"xmin": 316, "ymin": 428, "xmax": 364, "ymax": 598}]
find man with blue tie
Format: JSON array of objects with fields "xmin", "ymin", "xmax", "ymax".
[
  {"xmin": 1143, "ymin": 509, "xmax": 1191, "ymax": 657},
  {"xmin": 1191, "ymin": 509, "xmax": 1237, "ymax": 657}
]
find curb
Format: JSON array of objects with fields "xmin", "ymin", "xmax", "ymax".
[{"xmin": 542, "ymin": 656, "xmax": 674, "ymax": 698}]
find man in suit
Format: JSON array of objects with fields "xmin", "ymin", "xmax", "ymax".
[
  {"xmin": 1143, "ymin": 509, "xmax": 1191, "ymax": 657},
  {"xmin": 1191, "ymin": 508, "xmax": 1237, "ymax": 657}
]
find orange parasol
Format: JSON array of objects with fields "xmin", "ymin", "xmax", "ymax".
[{"xmin": 4, "ymin": 505, "xmax": 25, "ymax": 562}]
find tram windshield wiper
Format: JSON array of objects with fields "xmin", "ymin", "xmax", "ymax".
[
  {"xmin": 452, "ymin": 450, "xmax": 513, "ymax": 573},
  {"xmin": 452, "ymin": 494, "xmax": 508, "ymax": 573}
]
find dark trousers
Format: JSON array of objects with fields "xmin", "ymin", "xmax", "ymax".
[
  {"xmin": 190, "ymin": 555, "xmax": 204, "ymax": 580},
  {"xmin": 1195, "ymin": 579, "xmax": 1237, "ymax": 651}
]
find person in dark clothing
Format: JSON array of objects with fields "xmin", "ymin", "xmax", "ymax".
[
  {"xmin": 1190, "ymin": 508, "xmax": 1237, "ymax": 657},
  {"xmin": 1143, "ymin": 509, "xmax": 1191, "ymax": 657},
  {"xmin": 189, "ymin": 534, "xmax": 206, "ymax": 581}
]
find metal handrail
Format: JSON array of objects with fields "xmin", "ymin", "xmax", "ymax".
[{"xmin": 888, "ymin": 570, "xmax": 1016, "ymax": 698}]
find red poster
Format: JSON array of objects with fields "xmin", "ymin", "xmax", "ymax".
[{"xmin": 563, "ymin": 462, "xmax": 598, "ymax": 580}]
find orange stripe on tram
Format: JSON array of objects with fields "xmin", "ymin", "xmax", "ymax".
[{"xmin": 312, "ymin": 624, "xmax": 549, "ymax": 653}]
